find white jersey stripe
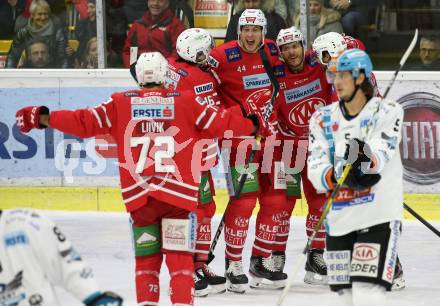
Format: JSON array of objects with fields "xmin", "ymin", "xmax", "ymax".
[{"xmin": 91, "ymin": 108, "xmax": 103, "ymax": 128}]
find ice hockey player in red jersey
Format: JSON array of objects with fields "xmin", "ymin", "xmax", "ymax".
[
  {"xmin": 167, "ymin": 27, "xmax": 227, "ymax": 296},
  {"xmin": 312, "ymin": 32, "xmax": 380, "ymax": 99},
  {"xmin": 208, "ymin": 9, "xmax": 289, "ymax": 293},
  {"xmin": 274, "ymin": 26, "xmax": 334, "ymax": 285},
  {"xmin": 15, "ymin": 52, "xmax": 266, "ymax": 306}
]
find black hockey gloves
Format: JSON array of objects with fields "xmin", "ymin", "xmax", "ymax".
[{"xmin": 343, "ymin": 138, "xmax": 381, "ymax": 190}]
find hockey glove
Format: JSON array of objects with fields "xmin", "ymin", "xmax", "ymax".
[
  {"xmin": 244, "ymin": 101, "xmax": 271, "ymax": 138},
  {"xmin": 84, "ymin": 291, "xmax": 123, "ymax": 306},
  {"xmin": 343, "ymin": 138, "xmax": 381, "ymax": 190},
  {"xmin": 15, "ymin": 106, "xmax": 49, "ymax": 133}
]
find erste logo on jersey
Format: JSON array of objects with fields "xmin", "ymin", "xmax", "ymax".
[
  {"xmin": 284, "ymin": 78, "xmax": 322, "ymax": 103},
  {"xmin": 288, "ymin": 97, "xmax": 326, "ymax": 127},
  {"xmin": 194, "ymin": 82, "xmax": 214, "ymax": 95},
  {"xmin": 225, "ymin": 47, "xmax": 242, "ymax": 62},
  {"xmin": 131, "ymin": 96, "xmax": 175, "ymax": 120},
  {"xmin": 243, "ymin": 73, "xmax": 270, "ymax": 89}
]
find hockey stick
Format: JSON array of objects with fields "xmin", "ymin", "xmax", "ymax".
[
  {"xmin": 276, "ymin": 29, "xmax": 420, "ymax": 306},
  {"xmin": 382, "ymin": 28, "xmax": 418, "ymax": 99},
  {"xmin": 404, "ymin": 203, "xmax": 440, "ymax": 237},
  {"xmin": 276, "ymin": 164, "xmax": 353, "ymax": 306},
  {"xmin": 207, "ymin": 48, "xmax": 280, "ymax": 264}
]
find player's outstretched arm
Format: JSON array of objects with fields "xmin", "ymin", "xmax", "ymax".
[{"xmin": 16, "ymin": 97, "xmax": 116, "ymax": 138}]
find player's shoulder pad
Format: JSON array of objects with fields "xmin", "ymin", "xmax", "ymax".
[
  {"xmin": 224, "ymin": 44, "xmax": 242, "ymax": 62},
  {"xmin": 264, "ymin": 39, "xmax": 279, "ymax": 56},
  {"xmin": 377, "ymin": 97, "xmax": 403, "ymax": 114}
]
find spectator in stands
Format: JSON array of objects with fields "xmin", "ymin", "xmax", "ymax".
[
  {"xmin": 21, "ymin": 37, "xmax": 55, "ymax": 68},
  {"xmin": 294, "ymin": 0, "xmax": 343, "ymax": 43},
  {"xmin": 6, "ymin": 0, "xmax": 68, "ymax": 68},
  {"xmin": 106, "ymin": 0, "xmax": 127, "ymax": 67},
  {"xmin": 0, "ymin": 0, "xmax": 26, "ymax": 39},
  {"xmin": 411, "ymin": 36, "xmax": 440, "ymax": 71},
  {"xmin": 71, "ymin": 0, "xmax": 96, "ymax": 62},
  {"xmin": 326, "ymin": 0, "xmax": 379, "ymax": 38},
  {"xmin": 225, "ymin": 0, "xmax": 286, "ymax": 42},
  {"xmin": 78, "ymin": 36, "xmax": 98, "ymax": 68},
  {"xmin": 122, "ymin": 0, "xmax": 186, "ymax": 67}
]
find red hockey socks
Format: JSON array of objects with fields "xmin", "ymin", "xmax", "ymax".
[
  {"xmin": 224, "ymin": 196, "xmax": 256, "ymax": 261},
  {"xmin": 135, "ymin": 253, "xmax": 162, "ymax": 305},
  {"xmin": 252, "ymin": 193, "xmax": 287, "ymax": 257},
  {"xmin": 166, "ymin": 252, "xmax": 194, "ymax": 306},
  {"xmin": 272, "ymin": 197, "xmax": 296, "ymax": 252}
]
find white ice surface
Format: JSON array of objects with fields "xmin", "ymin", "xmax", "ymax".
[{"xmin": 46, "ymin": 211, "xmax": 440, "ymax": 306}]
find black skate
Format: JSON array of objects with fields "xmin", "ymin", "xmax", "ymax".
[
  {"xmin": 391, "ymin": 256, "xmax": 405, "ymax": 291},
  {"xmin": 225, "ymin": 258, "xmax": 248, "ymax": 293},
  {"xmin": 194, "ymin": 269, "xmax": 209, "ymax": 297},
  {"xmin": 196, "ymin": 264, "xmax": 226, "ymax": 294},
  {"xmin": 249, "ymin": 256, "xmax": 287, "ymax": 289},
  {"xmin": 304, "ymin": 249, "xmax": 328, "ymax": 285}
]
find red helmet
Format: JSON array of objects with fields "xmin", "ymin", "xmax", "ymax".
[{"xmin": 343, "ymin": 34, "xmax": 366, "ymax": 51}]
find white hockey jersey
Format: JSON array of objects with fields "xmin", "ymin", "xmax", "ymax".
[
  {"xmin": 0, "ymin": 208, "xmax": 100, "ymax": 305},
  {"xmin": 307, "ymin": 97, "xmax": 404, "ymax": 236}
]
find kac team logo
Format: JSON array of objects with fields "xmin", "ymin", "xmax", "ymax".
[{"xmin": 288, "ymin": 97, "xmax": 326, "ymax": 128}]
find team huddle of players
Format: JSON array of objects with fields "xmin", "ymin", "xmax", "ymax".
[{"xmin": 13, "ymin": 7, "xmax": 406, "ymax": 306}]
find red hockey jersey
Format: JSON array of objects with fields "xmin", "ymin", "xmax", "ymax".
[
  {"xmin": 167, "ymin": 58, "xmax": 222, "ymax": 107},
  {"xmin": 277, "ymin": 53, "xmax": 333, "ymax": 139},
  {"xmin": 49, "ymin": 89, "xmax": 254, "ymax": 212},
  {"xmin": 209, "ymin": 39, "xmax": 282, "ymax": 114}
]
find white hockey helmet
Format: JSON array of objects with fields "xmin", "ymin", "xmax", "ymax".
[
  {"xmin": 237, "ymin": 9, "xmax": 267, "ymax": 40},
  {"xmin": 276, "ymin": 26, "xmax": 304, "ymax": 49},
  {"xmin": 134, "ymin": 52, "xmax": 169, "ymax": 86},
  {"xmin": 312, "ymin": 32, "xmax": 347, "ymax": 65},
  {"xmin": 176, "ymin": 28, "xmax": 215, "ymax": 64}
]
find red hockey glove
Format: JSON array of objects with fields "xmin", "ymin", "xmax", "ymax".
[
  {"xmin": 245, "ymin": 101, "xmax": 271, "ymax": 138},
  {"xmin": 15, "ymin": 106, "xmax": 49, "ymax": 133}
]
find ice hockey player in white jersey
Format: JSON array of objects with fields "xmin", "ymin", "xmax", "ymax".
[
  {"xmin": 0, "ymin": 208, "xmax": 123, "ymax": 306},
  {"xmin": 307, "ymin": 49, "xmax": 404, "ymax": 306}
]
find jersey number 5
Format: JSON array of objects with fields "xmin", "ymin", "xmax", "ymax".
[{"xmin": 130, "ymin": 136, "xmax": 175, "ymax": 173}]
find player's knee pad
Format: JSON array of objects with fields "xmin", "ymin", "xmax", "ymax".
[
  {"xmin": 352, "ymin": 282, "xmax": 386, "ymax": 306},
  {"xmin": 227, "ymin": 197, "xmax": 257, "ymax": 218},
  {"xmin": 162, "ymin": 212, "xmax": 197, "ymax": 253},
  {"xmin": 132, "ymin": 223, "xmax": 161, "ymax": 257},
  {"xmin": 336, "ymin": 289, "xmax": 353, "ymax": 306},
  {"xmin": 259, "ymin": 193, "xmax": 287, "ymax": 214}
]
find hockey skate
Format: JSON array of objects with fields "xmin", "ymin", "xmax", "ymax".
[
  {"xmin": 304, "ymin": 249, "xmax": 328, "ymax": 285},
  {"xmin": 194, "ymin": 270, "xmax": 209, "ymax": 297},
  {"xmin": 195, "ymin": 263, "xmax": 226, "ymax": 294},
  {"xmin": 391, "ymin": 257, "xmax": 405, "ymax": 291},
  {"xmin": 249, "ymin": 255, "xmax": 287, "ymax": 290},
  {"xmin": 225, "ymin": 259, "xmax": 248, "ymax": 293}
]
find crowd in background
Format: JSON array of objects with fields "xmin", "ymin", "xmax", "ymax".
[{"xmin": 0, "ymin": 0, "xmax": 439, "ymax": 69}]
